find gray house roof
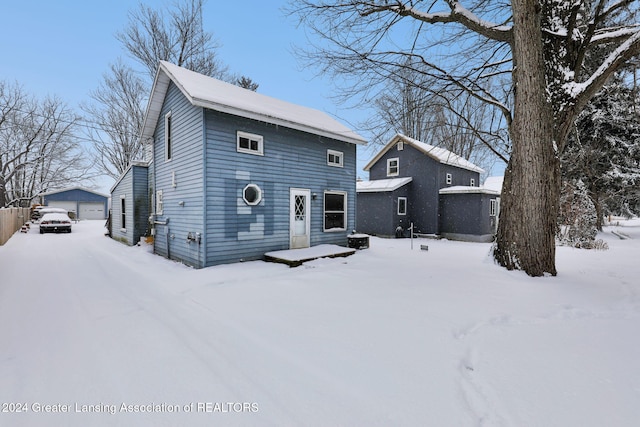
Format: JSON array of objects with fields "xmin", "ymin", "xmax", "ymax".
[
  {"xmin": 140, "ymin": 61, "xmax": 367, "ymax": 146},
  {"xmin": 363, "ymin": 133, "xmax": 484, "ymax": 173}
]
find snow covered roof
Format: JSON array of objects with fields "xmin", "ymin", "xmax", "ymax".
[
  {"xmin": 363, "ymin": 134, "xmax": 484, "ymax": 173},
  {"xmin": 140, "ymin": 61, "xmax": 367, "ymax": 146},
  {"xmin": 483, "ymin": 176, "xmax": 504, "ymax": 194},
  {"xmin": 356, "ymin": 177, "xmax": 413, "ymax": 193},
  {"xmin": 439, "ymin": 185, "xmax": 500, "ymax": 195}
]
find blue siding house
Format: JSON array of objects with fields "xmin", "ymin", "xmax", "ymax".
[
  {"xmin": 113, "ymin": 61, "xmax": 366, "ymax": 268},
  {"xmin": 357, "ymin": 134, "xmax": 500, "ymax": 242}
]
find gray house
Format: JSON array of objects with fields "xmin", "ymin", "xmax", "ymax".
[
  {"xmin": 42, "ymin": 187, "xmax": 108, "ymax": 220},
  {"xmin": 110, "ymin": 61, "xmax": 366, "ymax": 268},
  {"xmin": 357, "ymin": 134, "xmax": 500, "ymax": 242}
]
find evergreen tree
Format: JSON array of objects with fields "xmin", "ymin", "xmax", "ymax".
[
  {"xmin": 562, "ymin": 74, "xmax": 640, "ymax": 229},
  {"xmin": 557, "ymin": 179, "xmax": 607, "ymax": 249}
]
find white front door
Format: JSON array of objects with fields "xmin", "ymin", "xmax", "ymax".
[{"xmin": 290, "ymin": 188, "xmax": 310, "ymax": 249}]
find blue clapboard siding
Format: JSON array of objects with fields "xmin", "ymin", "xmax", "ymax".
[
  {"xmin": 152, "ymin": 82, "xmax": 205, "ymax": 267},
  {"xmin": 204, "ymin": 109, "xmax": 356, "ymax": 266},
  {"xmin": 147, "ymin": 81, "xmax": 358, "ymax": 268},
  {"xmin": 110, "ymin": 167, "xmax": 133, "ymax": 245}
]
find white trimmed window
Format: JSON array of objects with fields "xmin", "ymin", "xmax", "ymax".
[
  {"xmin": 397, "ymin": 197, "xmax": 407, "ymax": 215},
  {"xmin": 324, "ymin": 191, "xmax": 347, "ymax": 231},
  {"xmin": 120, "ymin": 195, "xmax": 126, "ymax": 231},
  {"xmin": 243, "ymin": 183, "xmax": 262, "ymax": 206},
  {"xmin": 327, "ymin": 150, "xmax": 343, "ymax": 167},
  {"xmin": 490, "ymin": 199, "xmax": 497, "ymax": 217},
  {"xmin": 164, "ymin": 111, "xmax": 172, "ymax": 161},
  {"xmin": 470, "ymin": 178, "xmax": 475, "ymax": 186},
  {"xmin": 387, "ymin": 158, "xmax": 399, "ymax": 177},
  {"xmin": 156, "ymin": 190, "xmax": 164, "ymax": 215},
  {"xmin": 237, "ymin": 131, "xmax": 264, "ymax": 155},
  {"xmin": 446, "ymin": 173, "xmax": 452, "ymax": 185}
]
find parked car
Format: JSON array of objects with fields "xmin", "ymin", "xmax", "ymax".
[
  {"xmin": 34, "ymin": 207, "xmax": 69, "ymax": 223},
  {"xmin": 39, "ymin": 212, "xmax": 72, "ymax": 234}
]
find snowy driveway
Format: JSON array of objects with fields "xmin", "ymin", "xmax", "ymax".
[{"xmin": 1, "ymin": 220, "xmax": 640, "ymax": 426}]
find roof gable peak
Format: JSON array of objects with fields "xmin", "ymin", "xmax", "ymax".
[
  {"xmin": 139, "ymin": 61, "xmax": 366, "ymax": 146},
  {"xmin": 363, "ymin": 133, "xmax": 484, "ymax": 174}
]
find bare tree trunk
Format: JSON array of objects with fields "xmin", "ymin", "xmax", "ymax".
[
  {"xmin": 494, "ymin": 0, "xmax": 559, "ymax": 276},
  {"xmin": 0, "ymin": 174, "xmax": 7, "ymax": 207}
]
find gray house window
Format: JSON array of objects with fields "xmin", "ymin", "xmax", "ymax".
[
  {"xmin": 397, "ymin": 197, "xmax": 407, "ymax": 215},
  {"xmin": 446, "ymin": 173, "xmax": 452, "ymax": 185},
  {"xmin": 387, "ymin": 158, "xmax": 399, "ymax": 177},
  {"xmin": 490, "ymin": 199, "xmax": 497, "ymax": 216},
  {"xmin": 324, "ymin": 191, "xmax": 346, "ymax": 231},
  {"xmin": 470, "ymin": 178, "xmax": 475, "ymax": 186},
  {"xmin": 164, "ymin": 111, "xmax": 172, "ymax": 161},
  {"xmin": 237, "ymin": 131, "xmax": 264, "ymax": 155}
]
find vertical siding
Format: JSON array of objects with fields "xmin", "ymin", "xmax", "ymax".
[
  {"xmin": 356, "ymin": 185, "xmax": 411, "ymax": 237},
  {"xmin": 204, "ymin": 109, "xmax": 357, "ymax": 266},
  {"xmin": 439, "ymin": 192, "xmax": 495, "ymax": 242},
  {"xmin": 132, "ymin": 165, "xmax": 150, "ymax": 244},
  {"xmin": 369, "ymin": 144, "xmax": 440, "ymax": 234},
  {"xmin": 356, "ymin": 191, "xmax": 394, "ymax": 236},
  {"xmin": 439, "ymin": 193, "xmax": 483, "ymax": 234},
  {"xmin": 368, "ymin": 143, "xmax": 481, "ymax": 235},
  {"xmin": 152, "ymin": 82, "xmax": 205, "ymax": 267}
]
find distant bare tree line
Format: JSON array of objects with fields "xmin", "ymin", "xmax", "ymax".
[
  {"xmin": 0, "ymin": 81, "xmax": 90, "ymax": 207},
  {"xmin": 84, "ymin": 0, "xmax": 259, "ymax": 180}
]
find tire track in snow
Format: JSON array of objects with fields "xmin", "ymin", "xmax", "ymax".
[{"xmin": 453, "ymin": 316, "xmax": 515, "ymax": 427}]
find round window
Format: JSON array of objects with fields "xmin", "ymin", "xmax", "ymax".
[{"xmin": 243, "ymin": 184, "xmax": 262, "ymax": 206}]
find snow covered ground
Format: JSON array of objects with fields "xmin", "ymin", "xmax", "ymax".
[{"xmin": 1, "ymin": 219, "xmax": 639, "ymax": 426}]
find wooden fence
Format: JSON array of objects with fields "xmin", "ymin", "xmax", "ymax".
[{"xmin": 0, "ymin": 207, "xmax": 31, "ymax": 246}]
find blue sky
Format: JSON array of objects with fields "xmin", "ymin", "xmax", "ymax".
[
  {"xmin": 1, "ymin": 0, "xmax": 502, "ymax": 192},
  {"xmin": 1, "ymin": 0, "xmax": 377, "ymax": 189},
  {"xmin": 0, "ymin": 1, "xmax": 351, "ymax": 113}
]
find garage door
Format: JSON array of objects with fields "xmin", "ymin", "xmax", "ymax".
[
  {"xmin": 79, "ymin": 202, "xmax": 106, "ymax": 220},
  {"xmin": 47, "ymin": 201, "xmax": 76, "ymax": 216}
]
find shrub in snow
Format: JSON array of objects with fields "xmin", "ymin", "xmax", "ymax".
[{"xmin": 557, "ymin": 179, "xmax": 608, "ymax": 250}]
